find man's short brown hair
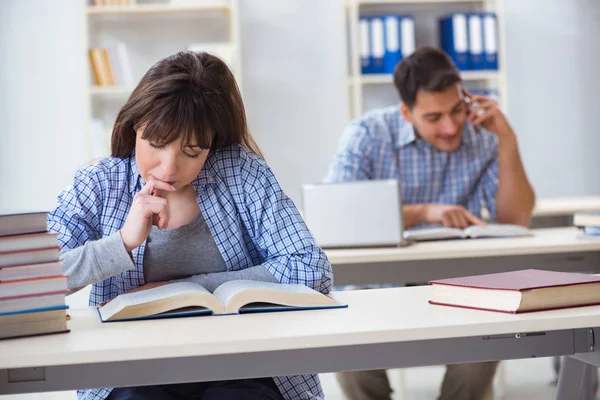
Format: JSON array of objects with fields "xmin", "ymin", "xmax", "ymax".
[{"xmin": 393, "ymin": 46, "xmax": 462, "ymax": 109}]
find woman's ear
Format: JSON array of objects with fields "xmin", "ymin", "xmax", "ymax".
[{"xmin": 400, "ymin": 103, "xmax": 413, "ymax": 124}]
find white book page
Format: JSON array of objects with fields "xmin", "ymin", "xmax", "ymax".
[
  {"xmin": 465, "ymin": 224, "xmax": 532, "ymax": 239},
  {"xmin": 403, "ymin": 227, "xmax": 465, "ymax": 241},
  {"xmin": 213, "ymin": 280, "xmax": 320, "ymax": 313},
  {"xmin": 122, "ymin": 282, "xmax": 211, "ymax": 306},
  {"xmin": 99, "ymin": 282, "xmax": 212, "ymax": 320}
]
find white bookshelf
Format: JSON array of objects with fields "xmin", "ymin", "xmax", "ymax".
[
  {"xmin": 89, "ymin": 85, "xmax": 135, "ymax": 95},
  {"xmin": 351, "ymin": 69, "xmax": 500, "ymax": 85},
  {"xmin": 84, "ymin": 0, "xmax": 242, "ymax": 160},
  {"xmin": 345, "ymin": 0, "xmax": 507, "ymax": 118},
  {"xmin": 86, "ymin": 1, "xmax": 230, "ymax": 14},
  {"xmin": 350, "ymin": 0, "xmax": 490, "ymax": 4}
]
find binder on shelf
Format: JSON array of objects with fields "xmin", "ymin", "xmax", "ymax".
[
  {"xmin": 370, "ymin": 16, "xmax": 385, "ymax": 74},
  {"xmin": 467, "ymin": 13, "xmax": 485, "ymax": 70},
  {"xmin": 439, "ymin": 14, "xmax": 469, "ymax": 71},
  {"xmin": 383, "ymin": 15, "xmax": 401, "ymax": 74},
  {"xmin": 104, "ymin": 41, "xmax": 134, "ymax": 86},
  {"xmin": 359, "ymin": 17, "xmax": 372, "ymax": 74},
  {"xmin": 114, "ymin": 42, "xmax": 134, "ymax": 86},
  {"xmin": 482, "ymin": 13, "xmax": 499, "ymax": 70},
  {"xmin": 379, "ymin": 14, "xmax": 415, "ymax": 75},
  {"xmin": 400, "ymin": 16, "xmax": 416, "ymax": 62}
]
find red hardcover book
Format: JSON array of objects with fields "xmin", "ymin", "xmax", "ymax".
[
  {"xmin": 0, "ymin": 247, "xmax": 60, "ymax": 268},
  {"xmin": 0, "ymin": 232, "xmax": 58, "ymax": 253},
  {"xmin": 429, "ymin": 269, "xmax": 600, "ymax": 313},
  {"xmin": 0, "ymin": 210, "xmax": 48, "ymax": 237},
  {"xmin": 0, "ymin": 275, "xmax": 68, "ymax": 301}
]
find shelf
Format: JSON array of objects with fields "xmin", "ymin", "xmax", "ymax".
[
  {"xmin": 89, "ymin": 85, "xmax": 134, "ymax": 95},
  {"xmin": 349, "ymin": 70, "xmax": 500, "ymax": 85},
  {"xmin": 460, "ymin": 70, "xmax": 501, "ymax": 80},
  {"xmin": 347, "ymin": 0, "xmax": 491, "ymax": 5},
  {"xmin": 352, "ymin": 74, "xmax": 393, "ymax": 85},
  {"xmin": 87, "ymin": 1, "xmax": 230, "ymax": 15}
]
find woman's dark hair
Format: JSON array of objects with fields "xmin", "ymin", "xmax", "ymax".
[
  {"xmin": 393, "ymin": 46, "xmax": 462, "ymax": 109},
  {"xmin": 111, "ymin": 51, "xmax": 263, "ymax": 159}
]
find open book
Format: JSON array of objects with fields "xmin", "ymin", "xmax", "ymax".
[
  {"xmin": 98, "ymin": 280, "xmax": 346, "ymax": 322},
  {"xmin": 404, "ymin": 224, "xmax": 532, "ymax": 242}
]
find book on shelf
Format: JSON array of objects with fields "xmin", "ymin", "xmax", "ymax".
[
  {"xmin": 89, "ymin": 48, "xmax": 115, "ymax": 86},
  {"xmin": 105, "ymin": 41, "xmax": 134, "ymax": 86},
  {"xmin": 429, "ymin": 269, "xmax": 600, "ymax": 314},
  {"xmin": 99, "ymin": 280, "xmax": 346, "ymax": 322},
  {"xmin": 404, "ymin": 223, "xmax": 532, "ymax": 242},
  {"xmin": 89, "ymin": 43, "xmax": 134, "ymax": 88}
]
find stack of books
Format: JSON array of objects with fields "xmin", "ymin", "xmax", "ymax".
[
  {"xmin": 0, "ymin": 210, "xmax": 69, "ymax": 339},
  {"xmin": 574, "ymin": 212, "xmax": 600, "ymax": 236}
]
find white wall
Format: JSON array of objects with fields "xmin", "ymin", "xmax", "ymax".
[
  {"xmin": 503, "ymin": 0, "xmax": 600, "ymax": 197},
  {"xmin": 1, "ymin": 0, "xmax": 599, "ymax": 211},
  {"xmin": 239, "ymin": 0, "xmax": 348, "ymax": 205},
  {"xmin": 0, "ymin": 1, "xmax": 88, "ymax": 210}
]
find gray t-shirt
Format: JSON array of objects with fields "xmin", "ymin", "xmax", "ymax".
[
  {"xmin": 61, "ymin": 211, "xmax": 277, "ymax": 294},
  {"xmin": 143, "ymin": 211, "xmax": 227, "ymax": 282}
]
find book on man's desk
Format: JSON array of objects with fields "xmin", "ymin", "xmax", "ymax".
[
  {"xmin": 98, "ymin": 280, "xmax": 346, "ymax": 322},
  {"xmin": 429, "ymin": 269, "xmax": 600, "ymax": 313},
  {"xmin": 404, "ymin": 223, "xmax": 532, "ymax": 242}
]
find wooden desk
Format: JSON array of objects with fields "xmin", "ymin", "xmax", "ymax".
[
  {"xmin": 325, "ymin": 228, "xmax": 600, "ymax": 285},
  {"xmin": 0, "ymin": 286, "xmax": 599, "ymax": 400}
]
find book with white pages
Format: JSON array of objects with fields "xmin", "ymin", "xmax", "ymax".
[
  {"xmin": 0, "ymin": 210, "xmax": 49, "ymax": 237},
  {"xmin": 0, "ymin": 292, "xmax": 67, "ymax": 315},
  {"xmin": 0, "ymin": 232, "xmax": 58, "ymax": 253},
  {"xmin": 0, "ymin": 308, "xmax": 69, "ymax": 340},
  {"xmin": 404, "ymin": 223, "xmax": 533, "ymax": 242},
  {"xmin": 0, "ymin": 247, "xmax": 60, "ymax": 268},
  {"xmin": 0, "ymin": 261, "xmax": 63, "ymax": 282},
  {"xmin": 0, "ymin": 276, "xmax": 68, "ymax": 300},
  {"xmin": 98, "ymin": 280, "xmax": 346, "ymax": 322}
]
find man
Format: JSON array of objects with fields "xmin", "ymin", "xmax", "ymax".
[{"xmin": 325, "ymin": 46, "xmax": 535, "ymax": 400}]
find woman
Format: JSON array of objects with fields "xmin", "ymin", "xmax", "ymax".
[{"xmin": 48, "ymin": 51, "xmax": 332, "ymax": 400}]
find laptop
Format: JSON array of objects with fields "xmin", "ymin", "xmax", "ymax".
[{"xmin": 301, "ymin": 180, "xmax": 408, "ymax": 248}]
